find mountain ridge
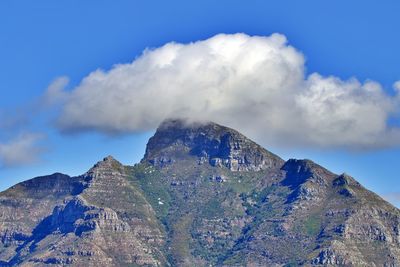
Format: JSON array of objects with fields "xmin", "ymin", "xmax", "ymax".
[{"xmin": 0, "ymin": 119, "xmax": 399, "ymax": 266}]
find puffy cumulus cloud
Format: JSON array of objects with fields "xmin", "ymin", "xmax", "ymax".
[
  {"xmin": 0, "ymin": 133, "xmax": 45, "ymax": 168},
  {"xmin": 52, "ymin": 33, "xmax": 400, "ymax": 149}
]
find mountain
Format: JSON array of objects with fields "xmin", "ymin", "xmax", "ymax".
[{"xmin": 0, "ymin": 119, "xmax": 399, "ymax": 266}]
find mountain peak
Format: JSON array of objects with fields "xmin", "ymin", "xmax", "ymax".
[
  {"xmin": 157, "ymin": 117, "xmax": 205, "ymax": 130},
  {"xmin": 103, "ymin": 155, "xmax": 118, "ymax": 163},
  {"xmin": 143, "ymin": 118, "xmax": 284, "ymax": 171},
  {"xmin": 155, "ymin": 118, "xmax": 226, "ymax": 136},
  {"xmin": 87, "ymin": 155, "xmax": 123, "ymax": 174}
]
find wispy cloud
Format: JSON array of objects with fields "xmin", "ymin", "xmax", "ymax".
[
  {"xmin": 44, "ymin": 33, "xmax": 400, "ymax": 149},
  {"xmin": 0, "ymin": 133, "xmax": 45, "ymax": 168},
  {"xmin": 0, "ymin": 76, "xmax": 70, "ymax": 169}
]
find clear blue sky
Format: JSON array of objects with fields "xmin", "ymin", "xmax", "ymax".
[{"xmin": 0, "ymin": 0, "xmax": 399, "ymax": 207}]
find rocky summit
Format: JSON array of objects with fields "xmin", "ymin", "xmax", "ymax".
[{"xmin": 0, "ymin": 119, "xmax": 399, "ymax": 266}]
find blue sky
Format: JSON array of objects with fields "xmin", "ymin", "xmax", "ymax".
[{"xmin": 0, "ymin": 0, "xmax": 399, "ymax": 207}]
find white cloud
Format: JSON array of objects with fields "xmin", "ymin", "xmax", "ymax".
[
  {"xmin": 0, "ymin": 133, "xmax": 45, "ymax": 168},
  {"xmin": 43, "ymin": 76, "xmax": 70, "ymax": 106},
  {"xmin": 52, "ymin": 33, "xmax": 400, "ymax": 149}
]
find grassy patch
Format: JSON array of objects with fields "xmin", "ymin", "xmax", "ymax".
[
  {"xmin": 303, "ymin": 214, "xmax": 321, "ymax": 236},
  {"xmin": 227, "ymin": 172, "xmax": 265, "ymax": 194},
  {"xmin": 169, "ymin": 214, "xmax": 193, "ymax": 265},
  {"xmin": 222, "ymin": 253, "xmax": 245, "ymax": 265},
  {"xmin": 201, "ymin": 198, "xmax": 224, "ymax": 219},
  {"xmin": 284, "ymin": 260, "xmax": 298, "ymax": 267},
  {"xmin": 128, "ymin": 164, "xmax": 172, "ymax": 221}
]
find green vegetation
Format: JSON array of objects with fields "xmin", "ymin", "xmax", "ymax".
[
  {"xmin": 128, "ymin": 164, "xmax": 172, "ymax": 221},
  {"xmin": 201, "ymin": 198, "xmax": 224, "ymax": 219},
  {"xmin": 110, "ymin": 160, "xmax": 124, "ymax": 172},
  {"xmin": 304, "ymin": 215, "xmax": 321, "ymax": 236},
  {"xmin": 227, "ymin": 173, "xmax": 258, "ymax": 193},
  {"xmin": 241, "ymin": 185, "xmax": 279, "ymax": 216},
  {"xmin": 169, "ymin": 214, "xmax": 193, "ymax": 265},
  {"xmin": 222, "ymin": 253, "xmax": 245, "ymax": 266},
  {"xmin": 284, "ymin": 260, "xmax": 298, "ymax": 267}
]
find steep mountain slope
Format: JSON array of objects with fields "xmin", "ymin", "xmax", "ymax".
[
  {"xmin": 0, "ymin": 158, "xmax": 166, "ymax": 266},
  {"xmin": 0, "ymin": 119, "xmax": 399, "ymax": 266}
]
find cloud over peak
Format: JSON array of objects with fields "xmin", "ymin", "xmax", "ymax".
[{"xmin": 50, "ymin": 33, "xmax": 400, "ymax": 149}]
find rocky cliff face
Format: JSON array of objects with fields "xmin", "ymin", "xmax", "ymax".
[
  {"xmin": 143, "ymin": 119, "xmax": 284, "ymax": 171},
  {"xmin": 0, "ymin": 119, "xmax": 399, "ymax": 266},
  {"xmin": 0, "ymin": 157, "xmax": 166, "ymax": 266}
]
